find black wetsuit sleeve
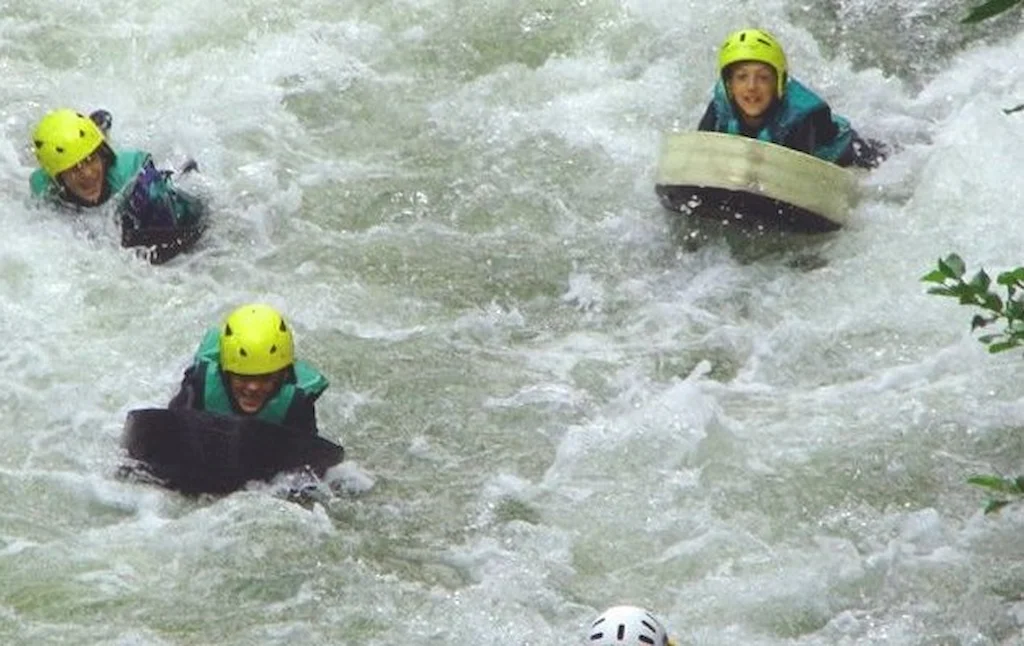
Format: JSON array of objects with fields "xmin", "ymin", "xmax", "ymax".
[
  {"xmin": 784, "ymin": 119, "xmax": 815, "ymax": 154},
  {"xmin": 782, "ymin": 106, "xmax": 839, "ymax": 155},
  {"xmin": 168, "ymin": 364, "xmax": 205, "ymax": 410},
  {"xmin": 283, "ymin": 393, "xmax": 320, "ymax": 436},
  {"xmin": 696, "ymin": 102, "xmax": 717, "ymax": 131}
]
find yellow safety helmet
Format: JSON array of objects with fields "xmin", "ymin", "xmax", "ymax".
[
  {"xmin": 219, "ymin": 304, "xmax": 295, "ymax": 376},
  {"xmin": 31, "ymin": 109, "xmax": 106, "ymax": 178},
  {"xmin": 718, "ymin": 28, "xmax": 788, "ymax": 98}
]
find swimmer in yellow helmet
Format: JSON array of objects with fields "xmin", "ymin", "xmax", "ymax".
[
  {"xmin": 697, "ymin": 28, "xmax": 886, "ymax": 168},
  {"xmin": 29, "ymin": 108, "xmax": 202, "ymax": 233},
  {"xmin": 168, "ymin": 304, "xmax": 329, "ymax": 435}
]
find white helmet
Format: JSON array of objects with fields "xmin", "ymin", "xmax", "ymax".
[{"xmin": 586, "ymin": 605, "xmax": 670, "ymax": 646}]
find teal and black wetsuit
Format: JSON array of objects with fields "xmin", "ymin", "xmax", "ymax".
[
  {"xmin": 697, "ymin": 77, "xmax": 885, "ymax": 168},
  {"xmin": 31, "ymin": 147, "xmax": 143, "ymax": 203},
  {"xmin": 29, "ymin": 147, "xmax": 203, "ymax": 231},
  {"xmin": 167, "ymin": 328, "xmax": 330, "ymax": 436}
]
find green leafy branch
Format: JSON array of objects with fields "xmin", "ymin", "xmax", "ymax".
[
  {"xmin": 923, "ymin": 254, "xmax": 1024, "ymax": 513},
  {"xmin": 922, "ymin": 253, "xmax": 1024, "ymax": 354},
  {"xmin": 962, "ymin": 0, "xmax": 1023, "ymax": 23}
]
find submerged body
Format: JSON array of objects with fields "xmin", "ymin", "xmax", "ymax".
[{"xmin": 120, "ymin": 407, "xmax": 344, "ymax": 496}]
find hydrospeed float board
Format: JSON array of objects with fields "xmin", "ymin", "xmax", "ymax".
[
  {"xmin": 120, "ymin": 407, "xmax": 344, "ymax": 495},
  {"xmin": 654, "ymin": 131, "xmax": 859, "ymax": 233}
]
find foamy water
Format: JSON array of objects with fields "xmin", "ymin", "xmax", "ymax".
[{"xmin": 1, "ymin": 1, "xmax": 1024, "ymax": 644}]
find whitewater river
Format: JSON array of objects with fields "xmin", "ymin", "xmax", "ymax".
[{"xmin": 2, "ymin": 0, "xmax": 1024, "ymax": 643}]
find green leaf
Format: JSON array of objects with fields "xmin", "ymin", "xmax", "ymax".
[
  {"xmin": 938, "ymin": 254, "xmax": 966, "ymax": 279},
  {"xmin": 922, "ymin": 269, "xmax": 950, "ymax": 284},
  {"xmin": 962, "ymin": 0, "xmax": 1023, "ymax": 23},
  {"xmin": 943, "ymin": 283, "xmax": 978, "ymax": 302},
  {"xmin": 996, "ymin": 268, "xmax": 1024, "ymax": 285},
  {"xmin": 969, "ymin": 269, "xmax": 992, "ymax": 292},
  {"xmin": 968, "ymin": 474, "xmax": 1014, "ymax": 490},
  {"xmin": 983, "ymin": 499, "xmax": 1012, "ymax": 515},
  {"xmin": 987, "ymin": 341, "xmax": 1019, "ymax": 353},
  {"xmin": 926, "ymin": 286, "xmax": 957, "ymax": 297},
  {"xmin": 980, "ymin": 292, "xmax": 1003, "ymax": 312},
  {"xmin": 968, "ymin": 474, "xmax": 1024, "ymax": 493}
]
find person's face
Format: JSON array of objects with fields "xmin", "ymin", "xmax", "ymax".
[
  {"xmin": 227, "ymin": 370, "xmax": 286, "ymax": 414},
  {"xmin": 58, "ymin": 150, "xmax": 105, "ymax": 204},
  {"xmin": 726, "ymin": 62, "xmax": 777, "ymax": 123}
]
